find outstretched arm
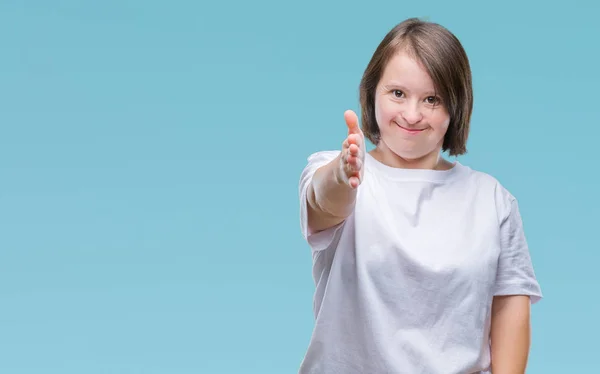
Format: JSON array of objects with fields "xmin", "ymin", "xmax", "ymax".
[{"xmin": 307, "ymin": 110, "xmax": 366, "ymax": 233}]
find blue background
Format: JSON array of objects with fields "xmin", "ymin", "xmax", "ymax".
[{"xmin": 1, "ymin": 0, "xmax": 598, "ymax": 372}]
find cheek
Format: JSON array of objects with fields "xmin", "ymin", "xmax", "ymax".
[
  {"xmin": 375, "ymin": 99, "xmax": 395, "ymax": 124},
  {"xmin": 429, "ymin": 111, "xmax": 451, "ymax": 132}
]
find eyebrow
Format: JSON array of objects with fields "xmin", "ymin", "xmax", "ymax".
[{"xmin": 382, "ymin": 82, "xmax": 437, "ymax": 96}]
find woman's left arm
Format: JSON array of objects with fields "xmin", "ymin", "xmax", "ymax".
[{"xmin": 490, "ymin": 295, "xmax": 532, "ymax": 374}]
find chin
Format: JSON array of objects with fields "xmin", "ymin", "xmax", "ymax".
[
  {"xmin": 392, "ymin": 149, "xmax": 430, "ymax": 161},
  {"xmin": 387, "ymin": 142, "xmax": 433, "ymax": 160}
]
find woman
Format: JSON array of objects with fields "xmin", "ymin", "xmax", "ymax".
[{"xmin": 298, "ymin": 18, "xmax": 542, "ymax": 374}]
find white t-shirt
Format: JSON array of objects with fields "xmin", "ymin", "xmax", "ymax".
[{"xmin": 297, "ymin": 150, "xmax": 542, "ymax": 374}]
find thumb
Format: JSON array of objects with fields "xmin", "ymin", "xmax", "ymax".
[{"xmin": 344, "ymin": 110, "xmax": 361, "ymax": 135}]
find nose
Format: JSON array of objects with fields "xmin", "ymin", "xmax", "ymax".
[{"xmin": 401, "ymin": 103, "xmax": 423, "ymax": 125}]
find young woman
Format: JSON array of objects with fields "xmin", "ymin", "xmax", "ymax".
[{"xmin": 298, "ymin": 18, "xmax": 542, "ymax": 374}]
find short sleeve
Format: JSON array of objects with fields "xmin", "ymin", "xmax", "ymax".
[
  {"xmin": 494, "ymin": 194, "xmax": 543, "ymax": 304},
  {"xmin": 299, "ymin": 150, "xmax": 345, "ymax": 252}
]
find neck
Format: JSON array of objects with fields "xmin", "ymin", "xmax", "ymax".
[{"xmin": 370, "ymin": 144, "xmax": 452, "ymax": 171}]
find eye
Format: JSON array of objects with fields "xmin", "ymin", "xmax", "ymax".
[
  {"xmin": 425, "ymin": 96, "xmax": 441, "ymax": 105},
  {"xmin": 392, "ymin": 90, "xmax": 404, "ymax": 98}
]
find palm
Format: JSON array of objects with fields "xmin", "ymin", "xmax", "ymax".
[{"xmin": 340, "ymin": 110, "xmax": 365, "ymax": 189}]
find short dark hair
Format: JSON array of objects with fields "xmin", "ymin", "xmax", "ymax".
[{"xmin": 359, "ymin": 18, "xmax": 473, "ymax": 156}]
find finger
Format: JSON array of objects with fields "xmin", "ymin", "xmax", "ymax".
[
  {"xmin": 348, "ymin": 143, "xmax": 360, "ymax": 157},
  {"xmin": 344, "ymin": 110, "xmax": 361, "ymax": 135},
  {"xmin": 348, "ymin": 176, "xmax": 360, "ymax": 189},
  {"xmin": 346, "ymin": 154, "xmax": 356, "ymax": 167},
  {"xmin": 346, "ymin": 155, "xmax": 362, "ymax": 173},
  {"xmin": 342, "ymin": 137, "xmax": 350, "ymax": 150},
  {"xmin": 347, "ymin": 133, "xmax": 363, "ymax": 149}
]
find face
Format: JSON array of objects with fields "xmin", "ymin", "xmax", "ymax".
[{"xmin": 374, "ymin": 50, "xmax": 450, "ymax": 164}]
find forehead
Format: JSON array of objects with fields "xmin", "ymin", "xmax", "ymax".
[{"xmin": 379, "ymin": 50, "xmax": 435, "ymax": 92}]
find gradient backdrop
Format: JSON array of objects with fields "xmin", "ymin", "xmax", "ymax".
[{"xmin": 1, "ymin": 0, "xmax": 599, "ymax": 373}]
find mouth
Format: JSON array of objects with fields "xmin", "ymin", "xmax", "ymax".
[{"xmin": 395, "ymin": 122, "xmax": 426, "ymax": 134}]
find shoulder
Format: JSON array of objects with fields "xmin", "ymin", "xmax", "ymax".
[
  {"xmin": 305, "ymin": 150, "xmax": 341, "ymax": 165},
  {"xmin": 298, "ymin": 150, "xmax": 341, "ymax": 193},
  {"xmin": 458, "ymin": 163, "xmax": 501, "ymax": 188},
  {"xmin": 300, "ymin": 150, "xmax": 340, "ymax": 178},
  {"xmin": 458, "ymin": 163, "xmax": 517, "ymax": 221}
]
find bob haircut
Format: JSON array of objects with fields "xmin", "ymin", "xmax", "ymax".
[{"xmin": 359, "ymin": 18, "xmax": 473, "ymax": 156}]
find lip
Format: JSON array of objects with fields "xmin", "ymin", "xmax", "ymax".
[{"xmin": 395, "ymin": 122, "xmax": 426, "ymax": 134}]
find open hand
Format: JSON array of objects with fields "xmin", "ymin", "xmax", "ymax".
[{"xmin": 338, "ymin": 110, "xmax": 366, "ymax": 189}]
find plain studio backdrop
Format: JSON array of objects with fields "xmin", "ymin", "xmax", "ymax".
[{"xmin": 1, "ymin": 0, "xmax": 598, "ymax": 373}]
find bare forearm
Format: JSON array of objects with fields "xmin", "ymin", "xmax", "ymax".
[
  {"xmin": 306, "ymin": 110, "xmax": 365, "ymax": 233},
  {"xmin": 309, "ymin": 154, "xmax": 357, "ymax": 220},
  {"xmin": 490, "ymin": 295, "xmax": 531, "ymax": 374}
]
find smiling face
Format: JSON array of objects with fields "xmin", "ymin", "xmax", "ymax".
[{"xmin": 373, "ymin": 49, "xmax": 451, "ymax": 167}]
